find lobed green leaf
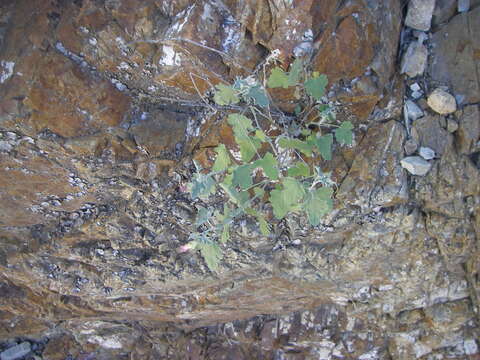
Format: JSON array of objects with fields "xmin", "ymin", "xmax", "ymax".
[
  {"xmin": 212, "ymin": 144, "xmax": 231, "ymax": 172},
  {"xmin": 214, "ymin": 84, "xmax": 240, "ymax": 105},
  {"xmin": 316, "ymin": 134, "xmax": 333, "ymax": 161},
  {"xmin": 334, "ymin": 121, "xmax": 354, "ymax": 145},
  {"xmin": 304, "ymin": 74, "xmax": 328, "ymax": 101}
]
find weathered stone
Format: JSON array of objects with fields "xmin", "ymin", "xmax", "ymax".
[
  {"xmin": 419, "ymin": 146, "xmax": 436, "ymax": 160},
  {"xmin": 405, "ymin": 100, "xmax": 424, "ymax": 120},
  {"xmin": 447, "ymin": 118, "xmax": 459, "ymax": 132},
  {"xmin": 42, "ymin": 334, "xmax": 80, "ymax": 360},
  {"xmin": 413, "ymin": 114, "xmax": 452, "ymax": 156},
  {"xmin": 456, "ymin": 104, "xmax": 480, "ymax": 154},
  {"xmin": 404, "ymin": 138, "xmax": 419, "ymax": 155},
  {"xmin": 430, "ymin": 8, "xmax": 480, "ymax": 104},
  {"xmin": 0, "ymin": 342, "xmax": 31, "ymax": 360},
  {"xmin": 401, "ymin": 156, "xmax": 432, "ymax": 175},
  {"xmin": 427, "ymin": 88, "xmax": 457, "ymax": 114},
  {"xmin": 405, "ymin": 0, "xmax": 436, "ymax": 31},
  {"xmin": 337, "ymin": 121, "xmax": 408, "ymax": 209},
  {"xmin": 129, "ymin": 109, "xmax": 188, "ymax": 157},
  {"xmin": 416, "ymin": 139, "xmax": 480, "ymax": 216},
  {"xmin": 401, "ymin": 42, "xmax": 428, "ymax": 77},
  {"xmin": 432, "ymin": 0, "xmax": 457, "ymax": 26}
]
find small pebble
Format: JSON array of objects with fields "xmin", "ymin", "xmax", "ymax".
[
  {"xmin": 5, "ymin": 132, "xmax": 17, "ymax": 140},
  {"xmin": 0, "ymin": 141, "xmax": 12, "ymax": 152},
  {"xmin": 404, "ymin": 138, "xmax": 419, "ymax": 155},
  {"xmin": 427, "ymin": 88, "xmax": 457, "ymax": 115},
  {"xmin": 411, "ymin": 90, "xmax": 423, "ymax": 99},
  {"xmin": 447, "ymin": 118, "xmax": 459, "ymax": 133},
  {"xmin": 410, "ymin": 83, "xmax": 421, "ymax": 92},
  {"xmin": 419, "ymin": 146, "xmax": 436, "ymax": 160}
]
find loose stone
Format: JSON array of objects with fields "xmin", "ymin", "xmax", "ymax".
[
  {"xmin": 419, "ymin": 146, "xmax": 436, "ymax": 160},
  {"xmin": 427, "ymin": 88, "xmax": 457, "ymax": 114},
  {"xmin": 405, "ymin": 0, "xmax": 436, "ymax": 31},
  {"xmin": 400, "ymin": 156, "xmax": 432, "ymax": 176},
  {"xmin": 401, "ymin": 42, "xmax": 428, "ymax": 77}
]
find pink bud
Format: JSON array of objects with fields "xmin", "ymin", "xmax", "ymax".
[{"xmin": 177, "ymin": 243, "xmax": 194, "ymax": 253}]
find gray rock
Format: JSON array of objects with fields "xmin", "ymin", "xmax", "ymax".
[
  {"xmin": 401, "ymin": 42, "xmax": 428, "ymax": 77},
  {"xmin": 0, "ymin": 342, "xmax": 31, "ymax": 360},
  {"xmin": 433, "ymin": 0, "xmax": 458, "ymax": 26},
  {"xmin": 411, "ymin": 90, "xmax": 423, "ymax": 99},
  {"xmin": 0, "ymin": 140, "xmax": 12, "ymax": 152},
  {"xmin": 464, "ymin": 339, "xmax": 478, "ymax": 355},
  {"xmin": 404, "ymin": 138, "xmax": 419, "ymax": 155},
  {"xmin": 405, "ymin": 0, "xmax": 436, "ymax": 31},
  {"xmin": 427, "ymin": 88, "xmax": 457, "ymax": 114},
  {"xmin": 405, "ymin": 100, "xmax": 424, "ymax": 120},
  {"xmin": 401, "ymin": 156, "xmax": 432, "ymax": 176},
  {"xmin": 413, "ymin": 30, "xmax": 429, "ymax": 43},
  {"xmin": 419, "ymin": 146, "xmax": 436, "ymax": 160},
  {"xmin": 458, "ymin": 0, "xmax": 470, "ymax": 12},
  {"xmin": 413, "ymin": 114, "xmax": 451, "ymax": 156},
  {"xmin": 447, "ymin": 118, "xmax": 459, "ymax": 132},
  {"xmin": 410, "ymin": 83, "xmax": 421, "ymax": 92}
]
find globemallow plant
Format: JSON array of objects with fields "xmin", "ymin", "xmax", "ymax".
[{"xmin": 185, "ymin": 57, "xmax": 354, "ymax": 271}]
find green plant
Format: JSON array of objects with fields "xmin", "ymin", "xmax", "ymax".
[{"xmin": 186, "ymin": 58, "xmax": 354, "ymax": 271}]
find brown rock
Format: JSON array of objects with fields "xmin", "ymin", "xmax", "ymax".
[
  {"xmin": 129, "ymin": 109, "xmax": 188, "ymax": 157},
  {"xmin": 413, "ymin": 114, "xmax": 452, "ymax": 156},
  {"xmin": 313, "ymin": 15, "xmax": 375, "ymax": 85},
  {"xmin": 20, "ymin": 52, "xmax": 130, "ymax": 137},
  {"xmin": 43, "ymin": 334, "xmax": 81, "ymax": 360},
  {"xmin": 430, "ymin": 7, "xmax": 480, "ymax": 104},
  {"xmin": 337, "ymin": 121, "xmax": 408, "ymax": 209},
  {"xmin": 456, "ymin": 104, "xmax": 480, "ymax": 154}
]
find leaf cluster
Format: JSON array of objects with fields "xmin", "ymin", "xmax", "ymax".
[{"xmin": 186, "ymin": 59, "xmax": 354, "ymax": 271}]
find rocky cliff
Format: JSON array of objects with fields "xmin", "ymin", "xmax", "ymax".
[{"xmin": 0, "ymin": 0, "xmax": 479, "ymax": 359}]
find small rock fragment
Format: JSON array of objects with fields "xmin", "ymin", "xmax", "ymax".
[
  {"xmin": 0, "ymin": 342, "xmax": 31, "ymax": 360},
  {"xmin": 410, "ymin": 83, "xmax": 421, "ymax": 92},
  {"xmin": 427, "ymin": 88, "xmax": 457, "ymax": 114},
  {"xmin": 0, "ymin": 140, "xmax": 12, "ymax": 152},
  {"xmin": 464, "ymin": 339, "xmax": 478, "ymax": 355},
  {"xmin": 405, "ymin": 0, "xmax": 436, "ymax": 31},
  {"xmin": 401, "ymin": 156, "xmax": 432, "ymax": 176},
  {"xmin": 404, "ymin": 138, "xmax": 419, "ymax": 155},
  {"xmin": 447, "ymin": 118, "xmax": 459, "ymax": 132},
  {"xmin": 413, "ymin": 30, "xmax": 428, "ymax": 44},
  {"xmin": 401, "ymin": 42, "xmax": 428, "ymax": 77},
  {"xmin": 419, "ymin": 146, "xmax": 436, "ymax": 160},
  {"xmin": 405, "ymin": 100, "xmax": 424, "ymax": 120},
  {"xmin": 458, "ymin": 0, "xmax": 470, "ymax": 12},
  {"xmin": 411, "ymin": 90, "xmax": 423, "ymax": 99}
]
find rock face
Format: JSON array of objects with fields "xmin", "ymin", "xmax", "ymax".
[
  {"xmin": 430, "ymin": 6, "xmax": 480, "ymax": 104},
  {"xmin": 0, "ymin": 0, "xmax": 479, "ymax": 359}
]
